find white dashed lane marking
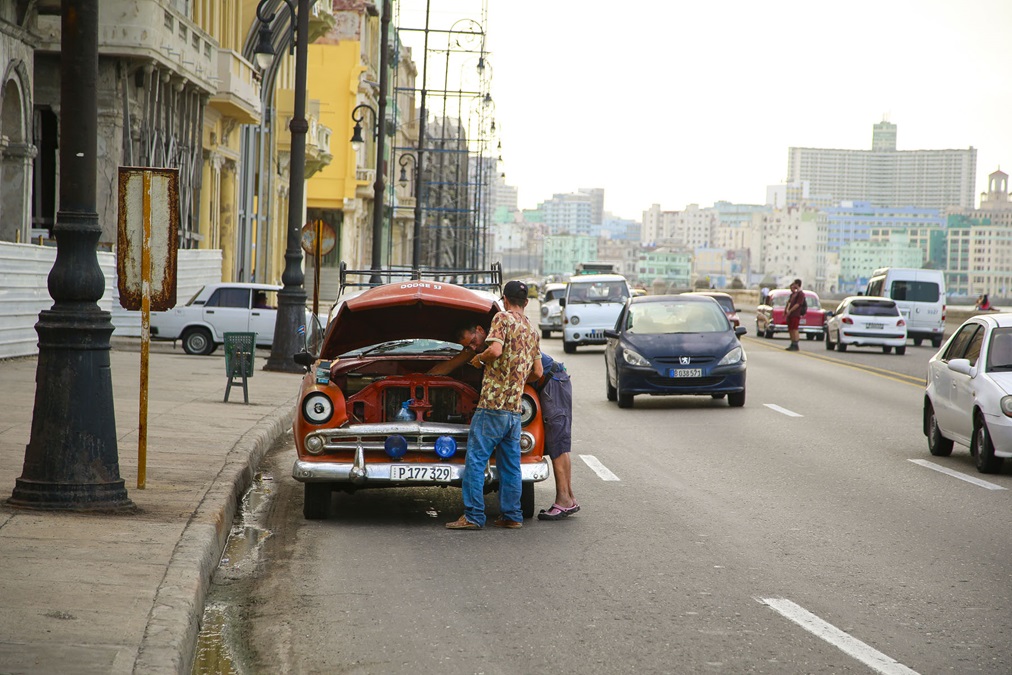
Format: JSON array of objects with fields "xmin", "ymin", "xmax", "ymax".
[
  {"xmin": 579, "ymin": 454, "xmax": 620, "ymax": 481},
  {"xmin": 908, "ymin": 459, "xmax": 1007, "ymax": 490},
  {"xmin": 759, "ymin": 598, "xmax": 920, "ymax": 675},
  {"xmin": 764, "ymin": 403, "xmax": 803, "ymax": 417}
]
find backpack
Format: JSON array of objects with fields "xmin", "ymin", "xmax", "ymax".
[{"xmin": 799, "ymin": 294, "xmax": 808, "ymax": 316}]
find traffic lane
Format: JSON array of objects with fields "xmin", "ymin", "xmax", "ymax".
[{"xmin": 557, "ymin": 340, "xmax": 1011, "ymax": 673}]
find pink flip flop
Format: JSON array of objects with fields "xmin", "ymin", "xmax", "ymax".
[{"xmin": 537, "ymin": 502, "xmax": 580, "ymax": 521}]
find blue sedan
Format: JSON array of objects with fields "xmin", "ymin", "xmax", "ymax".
[{"xmin": 604, "ymin": 295, "xmax": 747, "ymax": 408}]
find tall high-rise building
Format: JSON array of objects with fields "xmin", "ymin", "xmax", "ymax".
[{"xmin": 787, "ymin": 121, "xmax": 976, "ymax": 210}]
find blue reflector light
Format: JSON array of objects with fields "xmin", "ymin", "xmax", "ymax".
[
  {"xmin": 434, "ymin": 435, "xmax": 457, "ymax": 458},
  {"xmin": 384, "ymin": 435, "xmax": 408, "ymax": 459}
]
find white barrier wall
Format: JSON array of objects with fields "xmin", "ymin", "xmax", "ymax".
[{"xmin": 0, "ymin": 242, "xmax": 223, "ymax": 359}]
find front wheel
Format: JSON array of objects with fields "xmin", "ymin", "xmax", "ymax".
[
  {"xmin": 825, "ymin": 331, "xmax": 835, "ymax": 350},
  {"xmin": 606, "ymin": 367, "xmax": 617, "ymax": 402},
  {"xmin": 181, "ymin": 327, "xmax": 215, "ymax": 356},
  {"xmin": 727, "ymin": 389, "xmax": 746, "ymax": 407},
  {"xmin": 521, "ymin": 482, "xmax": 535, "ymax": 519},
  {"xmin": 563, "ymin": 340, "xmax": 577, "ymax": 354},
  {"xmin": 617, "ymin": 375, "xmax": 634, "ymax": 409},
  {"xmin": 541, "ymin": 329, "xmax": 552, "ymax": 339},
  {"xmin": 303, "ymin": 483, "xmax": 331, "ymax": 520},
  {"xmin": 926, "ymin": 403, "xmax": 953, "ymax": 456},
  {"xmin": 973, "ymin": 417, "xmax": 1003, "ymax": 473}
]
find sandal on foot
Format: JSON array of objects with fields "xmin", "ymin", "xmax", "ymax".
[{"xmin": 537, "ymin": 502, "xmax": 580, "ymax": 521}]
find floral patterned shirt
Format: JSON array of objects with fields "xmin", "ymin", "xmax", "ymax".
[{"xmin": 478, "ymin": 310, "xmax": 540, "ymax": 413}]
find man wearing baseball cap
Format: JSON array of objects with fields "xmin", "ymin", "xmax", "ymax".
[{"xmin": 447, "ymin": 279, "xmax": 543, "ymax": 530}]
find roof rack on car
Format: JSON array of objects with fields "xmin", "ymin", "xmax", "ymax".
[{"xmin": 337, "ymin": 261, "xmax": 503, "ymax": 298}]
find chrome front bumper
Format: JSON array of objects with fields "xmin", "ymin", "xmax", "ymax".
[{"xmin": 293, "ymin": 457, "xmax": 551, "ymax": 485}]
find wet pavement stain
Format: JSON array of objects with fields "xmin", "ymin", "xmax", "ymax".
[{"xmin": 191, "ymin": 471, "xmax": 275, "ymax": 674}]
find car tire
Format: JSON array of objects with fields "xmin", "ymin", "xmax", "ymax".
[
  {"xmin": 727, "ymin": 389, "xmax": 746, "ymax": 407},
  {"xmin": 931, "ymin": 337, "xmax": 942, "ymax": 348},
  {"xmin": 765, "ymin": 325, "xmax": 774, "ymax": 339},
  {"xmin": 606, "ymin": 367, "xmax": 617, "ymax": 402},
  {"xmin": 925, "ymin": 403, "xmax": 953, "ymax": 456},
  {"xmin": 563, "ymin": 340, "xmax": 577, "ymax": 354},
  {"xmin": 882, "ymin": 346, "xmax": 892, "ymax": 354},
  {"xmin": 617, "ymin": 376, "xmax": 634, "ymax": 409},
  {"xmin": 756, "ymin": 321, "xmax": 763, "ymax": 337},
  {"xmin": 542, "ymin": 329, "xmax": 552, "ymax": 339},
  {"xmin": 913, "ymin": 338, "xmax": 923, "ymax": 346},
  {"xmin": 181, "ymin": 327, "xmax": 215, "ymax": 356},
  {"xmin": 303, "ymin": 483, "xmax": 331, "ymax": 520},
  {"xmin": 836, "ymin": 340, "xmax": 847, "ymax": 352},
  {"xmin": 825, "ymin": 331, "xmax": 834, "ymax": 350},
  {"xmin": 895, "ymin": 346, "xmax": 906, "ymax": 355},
  {"xmin": 521, "ymin": 482, "xmax": 535, "ymax": 520},
  {"xmin": 972, "ymin": 416, "xmax": 1003, "ymax": 474}
]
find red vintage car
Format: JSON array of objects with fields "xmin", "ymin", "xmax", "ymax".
[
  {"xmin": 291, "ymin": 266, "xmax": 549, "ymax": 520},
  {"xmin": 756, "ymin": 288, "xmax": 826, "ymax": 340}
]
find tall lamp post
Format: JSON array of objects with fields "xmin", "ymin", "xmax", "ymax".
[
  {"xmin": 257, "ymin": 0, "xmax": 311, "ymax": 374},
  {"xmin": 9, "ymin": 0, "xmax": 132, "ymax": 511},
  {"xmin": 397, "ymin": 152, "xmax": 421, "ymax": 261}
]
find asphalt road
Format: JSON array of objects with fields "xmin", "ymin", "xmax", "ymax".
[{"xmin": 196, "ymin": 328, "xmax": 1012, "ymax": 674}]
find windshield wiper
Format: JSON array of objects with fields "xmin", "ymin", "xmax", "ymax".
[{"xmin": 352, "ymin": 340, "xmax": 414, "ymax": 357}]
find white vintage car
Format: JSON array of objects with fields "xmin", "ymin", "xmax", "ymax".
[{"xmin": 150, "ymin": 282, "xmax": 312, "ymax": 355}]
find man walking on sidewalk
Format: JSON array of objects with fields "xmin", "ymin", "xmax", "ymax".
[{"xmin": 785, "ymin": 279, "xmax": 806, "ymax": 351}]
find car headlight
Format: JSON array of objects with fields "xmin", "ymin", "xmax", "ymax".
[
  {"xmin": 520, "ymin": 393, "xmax": 537, "ymax": 426},
  {"xmin": 541, "ymin": 306, "xmax": 549, "ymax": 317},
  {"xmin": 1001, "ymin": 395, "xmax": 1012, "ymax": 417},
  {"xmin": 718, "ymin": 346, "xmax": 743, "ymax": 366},
  {"xmin": 302, "ymin": 392, "xmax": 334, "ymax": 424},
  {"xmin": 621, "ymin": 347, "xmax": 650, "ymax": 367},
  {"xmin": 569, "ymin": 315, "xmax": 580, "ymax": 325}
]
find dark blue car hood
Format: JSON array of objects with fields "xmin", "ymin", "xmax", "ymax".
[{"xmin": 621, "ymin": 331, "xmax": 739, "ymax": 359}]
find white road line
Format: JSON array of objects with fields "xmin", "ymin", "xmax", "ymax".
[
  {"xmin": 759, "ymin": 598, "xmax": 920, "ymax": 675},
  {"xmin": 764, "ymin": 403, "xmax": 803, "ymax": 417},
  {"xmin": 908, "ymin": 459, "xmax": 1008, "ymax": 490},
  {"xmin": 579, "ymin": 454, "xmax": 620, "ymax": 481}
]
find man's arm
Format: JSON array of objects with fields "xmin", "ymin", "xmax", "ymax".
[
  {"xmin": 470, "ymin": 340, "xmax": 502, "ymax": 368},
  {"xmin": 428, "ymin": 347, "xmax": 475, "ymax": 375}
]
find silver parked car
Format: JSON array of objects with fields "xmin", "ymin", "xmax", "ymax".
[
  {"xmin": 924, "ymin": 313, "xmax": 1012, "ymax": 472},
  {"xmin": 538, "ymin": 282, "xmax": 567, "ymax": 339}
]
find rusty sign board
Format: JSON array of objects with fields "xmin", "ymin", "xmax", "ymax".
[{"xmin": 117, "ymin": 167, "xmax": 179, "ymax": 311}]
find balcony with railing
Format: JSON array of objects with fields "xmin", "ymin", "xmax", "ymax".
[{"xmin": 209, "ymin": 49, "xmax": 261, "ymax": 125}]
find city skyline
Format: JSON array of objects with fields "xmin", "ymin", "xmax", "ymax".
[{"xmin": 399, "ymin": 0, "xmax": 1012, "ymax": 221}]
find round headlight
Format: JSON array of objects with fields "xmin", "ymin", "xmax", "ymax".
[
  {"xmin": 302, "ymin": 393, "xmax": 334, "ymax": 424},
  {"xmin": 384, "ymin": 434, "xmax": 408, "ymax": 459},
  {"xmin": 520, "ymin": 394, "xmax": 537, "ymax": 426},
  {"xmin": 1001, "ymin": 395, "xmax": 1012, "ymax": 417},
  {"xmin": 541, "ymin": 306, "xmax": 549, "ymax": 317},
  {"xmin": 434, "ymin": 435, "xmax": 457, "ymax": 458},
  {"xmin": 519, "ymin": 431, "xmax": 535, "ymax": 454},
  {"xmin": 570, "ymin": 315, "xmax": 580, "ymax": 325},
  {"xmin": 305, "ymin": 435, "xmax": 325, "ymax": 455}
]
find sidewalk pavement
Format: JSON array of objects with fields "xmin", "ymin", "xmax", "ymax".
[{"xmin": 0, "ymin": 338, "xmax": 301, "ymax": 674}]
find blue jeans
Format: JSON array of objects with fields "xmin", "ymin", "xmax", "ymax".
[{"xmin": 462, "ymin": 408, "xmax": 522, "ymax": 526}]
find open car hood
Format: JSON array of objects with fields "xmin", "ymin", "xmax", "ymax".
[{"xmin": 320, "ymin": 281, "xmax": 501, "ymax": 357}]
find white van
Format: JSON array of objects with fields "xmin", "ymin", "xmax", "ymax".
[
  {"xmin": 865, "ymin": 268, "xmax": 946, "ymax": 348},
  {"xmin": 560, "ymin": 274, "xmax": 631, "ymax": 353}
]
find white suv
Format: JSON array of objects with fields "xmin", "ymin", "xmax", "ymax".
[
  {"xmin": 151, "ymin": 282, "xmax": 312, "ymax": 355},
  {"xmin": 561, "ymin": 274, "xmax": 631, "ymax": 353}
]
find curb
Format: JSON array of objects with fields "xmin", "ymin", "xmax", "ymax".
[{"xmin": 133, "ymin": 397, "xmax": 296, "ymax": 675}]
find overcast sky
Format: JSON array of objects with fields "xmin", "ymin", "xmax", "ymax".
[{"xmin": 397, "ymin": 0, "xmax": 1012, "ymax": 220}]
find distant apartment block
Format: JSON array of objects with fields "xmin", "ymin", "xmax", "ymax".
[
  {"xmin": 839, "ymin": 233, "xmax": 924, "ymax": 289},
  {"xmin": 787, "ymin": 121, "xmax": 977, "ymax": 210},
  {"xmin": 538, "ymin": 189, "xmax": 605, "ymax": 236},
  {"xmin": 641, "ymin": 203, "xmax": 716, "ymax": 249},
  {"xmin": 757, "ymin": 206, "xmax": 828, "ymax": 292},
  {"xmin": 946, "ymin": 169, "xmax": 1012, "ymax": 297},
  {"xmin": 824, "ymin": 201, "xmax": 945, "ymax": 262},
  {"xmin": 542, "ymin": 234, "xmax": 598, "ymax": 277},
  {"xmin": 636, "ymin": 248, "xmax": 692, "ymax": 289}
]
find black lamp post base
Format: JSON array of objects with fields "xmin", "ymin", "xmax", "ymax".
[{"xmin": 8, "ymin": 478, "xmax": 134, "ymax": 512}]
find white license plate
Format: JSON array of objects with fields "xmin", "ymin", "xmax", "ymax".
[
  {"xmin": 669, "ymin": 368, "xmax": 702, "ymax": 378},
  {"xmin": 390, "ymin": 465, "xmax": 453, "ymax": 482},
  {"xmin": 866, "ymin": 323, "xmax": 884, "ymax": 329}
]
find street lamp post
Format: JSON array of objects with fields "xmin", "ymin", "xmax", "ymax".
[
  {"xmin": 9, "ymin": 0, "xmax": 132, "ymax": 511},
  {"xmin": 257, "ymin": 0, "xmax": 311, "ymax": 374}
]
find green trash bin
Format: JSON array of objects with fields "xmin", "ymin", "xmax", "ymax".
[{"xmin": 223, "ymin": 332, "xmax": 256, "ymax": 403}]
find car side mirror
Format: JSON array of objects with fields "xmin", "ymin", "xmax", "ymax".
[
  {"xmin": 559, "ymin": 298, "xmax": 566, "ymax": 307},
  {"xmin": 735, "ymin": 326, "xmax": 747, "ymax": 337},
  {"xmin": 293, "ymin": 351, "xmax": 316, "ymax": 372},
  {"xmin": 947, "ymin": 358, "xmax": 974, "ymax": 376},
  {"xmin": 825, "ymin": 310, "xmax": 834, "ymax": 318},
  {"xmin": 604, "ymin": 329, "xmax": 620, "ymax": 339}
]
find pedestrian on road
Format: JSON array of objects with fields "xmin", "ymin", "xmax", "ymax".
[
  {"xmin": 446, "ymin": 280, "xmax": 542, "ymax": 530},
  {"xmin": 533, "ymin": 351, "xmax": 579, "ymax": 520},
  {"xmin": 784, "ymin": 279, "xmax": 805, "ymax": 351}
]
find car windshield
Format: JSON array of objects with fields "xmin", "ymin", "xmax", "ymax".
[
  {"xmin": 987, "ymin": 328, "xmax": 1012, "ymax": 371},
  {"xmin": 771, "ymin": 294, "xmax": 788, "ymax": 307},
  {"xmin": 628, "ymin": 301, "xmax": 728, "ymax": 334},
  {"xmin": 544, "ymin": 288, "xmax": 566, "ymax": 302},
  {"xmin": 340, "ymin": 338, "xmax": 463, "ymax": 358},
  {"xmin": 849, "ymin": 300, "xmax": 898, "ymax": 316},
  {"xmin": 568, "ymin": 281, "xmax": 629, "ymax": 304}
]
